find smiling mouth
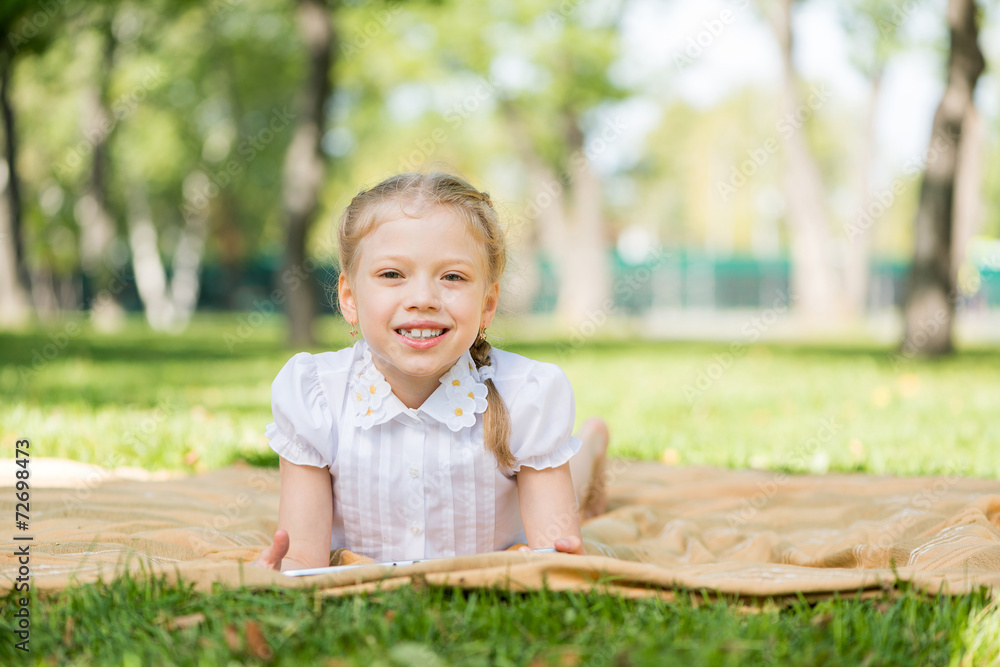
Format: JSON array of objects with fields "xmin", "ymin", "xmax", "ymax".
[{"xmin": 395, "ymin": 328, "xmax": 447, "ymax": 341}]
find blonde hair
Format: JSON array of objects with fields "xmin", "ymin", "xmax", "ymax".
[{"xmin": 336, "ymin": 172, "xmax": 515, "ymax": 472}]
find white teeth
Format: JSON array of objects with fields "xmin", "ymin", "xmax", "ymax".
[{"xmin": 398, "ymin": 328, "xmax": 443, "ymax": 340}]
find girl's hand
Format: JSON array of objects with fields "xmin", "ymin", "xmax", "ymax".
[
  {"xmin": 517, "ymin": 463, "xmax": 586, "ymax": 555},
  {"xmin": 259, "ymin": 457, "xmax": 333, "ymax": 572},
  {"xmin": 253, "ymin": 529, "xmax": 290, "ymax": 570},
  {"xmin": 552, "ymin": 536, "xmax": 586, "ymax": 555},
  {"xmin": 517, "ymin": 535, "xmax": 586, "ymax": 555}
]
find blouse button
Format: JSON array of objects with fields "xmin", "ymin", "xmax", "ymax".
[
  {"xmin": 408, "ymin": 466, "xmax": 419, "ymax": 478},
  {"xmin": 410, "ymin": 526, "xmax": 421, "ymax": 535}
]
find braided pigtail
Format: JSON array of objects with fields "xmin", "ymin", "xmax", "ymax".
[{"xmin": 470, "ymin": 333, "xmax": 516, "ymax": 472}]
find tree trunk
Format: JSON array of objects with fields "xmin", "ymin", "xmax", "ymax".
[
  {"xmin": 499, "ymin": 101, "xmax": 610, "ymax": 329},
  {"xmin": 770, "ymin": 0, "xmax": 844, "ymax": 323},
  {"xmin": 559, "ymin": 120, "xmax": 611, "ymax": 328},
  {"xmin": 497, "ymin": 101, "xmax": 547, "ymax": 316},
  {"xmin": 169, "ymin": 175, "xmax": 210, "ymax": 330},
  {"xmin": 126, "ymin": 185, "xmax": 173, "ymax": 330},
  {"xmin": 0, "ymin": 53, "xmax": 31, "ymax": 327},
  {"xmin": 952, "ymin": 105, "xmax": 982, "ymax": 272},
  {"xmin": 845, "ymin": 68, "xmax": 883, "ymax": 318},
  {"xmin": 281, "ymin": 0, "xmax": 334, "ymax": 347},
  {"xmin": 74, "ymin": 19, "xmax": 124, "ymax": 329},
  {"xmin": 126, "ymin": 177, "xmax": 209, "ymax": 332},
  {"xmin": 902, "ymin": 0, "xmax": 984, "ymax": 356},
  {"xmin": 29, "ymin": 267, "xmax": 58, "ymax": 323}
]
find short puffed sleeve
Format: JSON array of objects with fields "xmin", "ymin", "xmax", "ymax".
[
  {"xmin": 504, "ymin": 360, "xmax": 582, "ymax": 473},
  {"xmin": 264, "ymin": 352, "xmax": 336, "ymax": 468}
]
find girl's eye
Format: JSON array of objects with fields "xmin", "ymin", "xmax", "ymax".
[
  {"xmin": 379, "ymin": 271, "xmax": 402, "ymax": 279},
  {"xmin": 443, "ymin": 273, "xmax": 465, "ymax": 282}
]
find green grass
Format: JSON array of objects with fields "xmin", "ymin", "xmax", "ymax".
[
  {"xmin": 2, "ymin": 315, "xmax": 999, "ymax": 665},
  {"xmin": 2, "ymin": 314, "xmax": 998, "ymax": 477},
  {"xmin": 2, "ymin": 572, "xmax": 995, "ymax": 666}
]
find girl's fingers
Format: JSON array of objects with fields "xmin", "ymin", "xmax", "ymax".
[
  {"xmin": 553, "ymin": 536, "xmax": 585, "ymax": 555},
  {"xmin": 254, "ymin": 529, "xmax": 290, "ymax": 570}
]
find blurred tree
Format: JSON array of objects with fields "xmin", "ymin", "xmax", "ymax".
[
  {"xmin": 320, "ymin": 0, "xmax": 628, "ymax": 327},
  {"xmin": 281, "ymin": 0, "xmax": 335, "ymax": 346},
  {"xmin": 105, "ymin": 0, "xmax": 304, "ymax": 331},
  {"xmin": 74, "ymin": 2, "xmax": 127, "ymax": 330},
  {"xmin": 501, "ymin": 3, "xmax": 626, "ymax": 327},
  {"xmin": 902, "ymin": 0, "xmax": 985, "ymax": 356},
  {"xmin": 764, "ymin": 0, "xmax": 846, "ymax": 323},
  {"xmin": 0, "ymin": 1, "xmax": 48, "ymax": 327},
  {"xmin": 840, "ymin": 0, "xmax": 908, "ymax": 319},
  {"xmin": 118, "ymin": 0, "xmax": 213, "ymax": 332},
  {"xmin": 441, "ymin": 0, "xmax": 626, "ymax": 327}
]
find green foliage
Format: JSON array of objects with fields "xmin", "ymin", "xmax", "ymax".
[{"xmin": 6, "ymin": 0, "xmax": 999, "ymax": 293}]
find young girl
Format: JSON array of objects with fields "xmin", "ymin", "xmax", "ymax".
[{"xmin": 255, "ymin": 172, "xmax": 609, "ymax": 572}]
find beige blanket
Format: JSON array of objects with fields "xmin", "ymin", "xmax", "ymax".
[{"xmin": 3, "ymin": 457, "xmax": 1000, "ymax": 600}]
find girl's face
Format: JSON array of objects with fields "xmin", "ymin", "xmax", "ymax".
[{"xmin": 338, "ymin": 204, "xmax": 499, "ymax": 402}]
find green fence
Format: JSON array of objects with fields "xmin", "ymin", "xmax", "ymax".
[{"xmin": 81, "ymin": 251, "xmax": 1000, "ymax": 315}]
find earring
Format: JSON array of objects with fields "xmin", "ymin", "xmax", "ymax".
[
  {"xmin": 478, "ymin": 327, "xmax": 487, "ymax": 342},
  {"xmin": 349, "ymin": 320, "xmax": 359, "ymax": 338}
]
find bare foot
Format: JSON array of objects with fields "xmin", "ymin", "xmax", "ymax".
[{"xmin": 578, "ymin": 417, "xmax": 609, "ymax": 521}]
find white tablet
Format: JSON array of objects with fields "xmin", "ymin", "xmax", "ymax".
[{"xmin": 282, "ymin": 547, "xmax": 558, "ymax": 577}]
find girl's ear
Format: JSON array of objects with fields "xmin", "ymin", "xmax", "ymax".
[
  {"xmin": 338, "ymin": 272, "xmax": 358, "ymax": 325},
  {"xmin": 481, "ymin": 282, "xmax": 500, "ymax": 329}
]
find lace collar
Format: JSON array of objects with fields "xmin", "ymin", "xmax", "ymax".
[{"xmin": 350, "ymin": 342, "xmax": 492, "ymax": 432}]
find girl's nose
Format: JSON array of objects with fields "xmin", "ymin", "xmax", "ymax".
[{"xmin": 404, "ymin": 275, "xmax": 441, "ymax": 310}]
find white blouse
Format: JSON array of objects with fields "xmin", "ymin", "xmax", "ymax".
[{"xmin": 265, "ymin": 339, "xmax": 582, "ymax": 562}]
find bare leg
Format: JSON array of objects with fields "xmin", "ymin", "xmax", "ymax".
[{"xmin": 568, "ymin": 417, "xmax": 609, "ymax": 521}]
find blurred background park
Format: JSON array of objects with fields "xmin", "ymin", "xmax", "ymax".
[
  {"xmin": 1, "ymin": 0, "xmax": 999, "ymax": 475},
  {"xmin": 0, "ymin": 0, "xmax": 998, "ymax": 343}
]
